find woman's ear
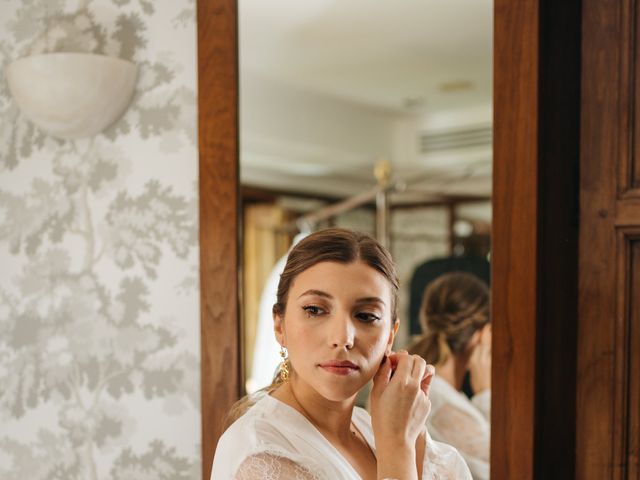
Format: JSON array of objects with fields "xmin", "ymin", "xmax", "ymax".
[
  {"xmin": 386, "ymin": 320, "xmax": 400, "ymax": 351},
  {"xmin": 273, "ymin": 312, "xmax": 285, "ymax": 347}
]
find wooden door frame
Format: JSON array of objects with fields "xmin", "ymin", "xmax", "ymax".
[
  {"xmin": 493, "ymin": 1, "xmax": 581, "ymax": 478},
  {"xmin": 198, "ymin": 1, "xmax": 240, "ymax": 478},
  {"xmin": 198, "ymin": 1, "xmax": 582, "ymax": 479}
]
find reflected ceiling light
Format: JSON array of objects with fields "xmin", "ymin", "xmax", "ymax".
[
  {"xmin": 438, "ymin": 80, "xmax": 474, "ymax": 93},
  {"xmin": 453, "ymin": 219, "xmax": 474, "ymax": 237},
  {"xmin": 4, "ymin": 52, "xmax": 137, "ymax": 139}
]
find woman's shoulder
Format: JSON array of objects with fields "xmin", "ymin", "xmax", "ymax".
[
  {"xmin": 211, "ymin": 394, "xmax": 325, "ymax": 479},
  {"xmin": 218, "ymin": 394, "xmax": 291, "ymax": 449},
  {"xmin": 211, "ymin": 396, "xmax": 288, "ymax": 477}
]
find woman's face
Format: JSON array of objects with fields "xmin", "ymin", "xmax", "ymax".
[{"xmin": 274, "ymin": 260, "xmax": 397, "ymax": 402}]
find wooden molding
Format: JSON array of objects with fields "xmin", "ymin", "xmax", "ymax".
[
  {"xmin": 197, "ymin": 0, "xmax": 240, "ymax": 479},
  {"xmin": 492, "ymin": 1, "xmax": 539, "ymax": 477}
]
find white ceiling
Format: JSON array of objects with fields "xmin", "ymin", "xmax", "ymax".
[{"xmin": 239, "ymin": 0, "xmax": 493, "ymax": 201}]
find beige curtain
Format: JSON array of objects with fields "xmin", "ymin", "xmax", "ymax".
[{"xmin": 242, "ymin": 203, "xmax": 292, "ymax": 388}]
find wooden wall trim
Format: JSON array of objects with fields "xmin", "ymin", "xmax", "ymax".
[
  {"xmin": 197, "ymin": 0, "xmax": 240, "ymax": 479},
  {"xmin": 492, "ymin": 1, "xmax": 539, "ymax": 477}
]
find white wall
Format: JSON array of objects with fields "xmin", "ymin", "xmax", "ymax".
[{"xmin": 0, "ymin": 1, "xmax": 200, "ymax": 478}]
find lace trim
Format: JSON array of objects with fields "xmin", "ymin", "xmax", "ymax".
[{"xmin": 233, "ymin": 448, "xmax": 327, "ymax": 480}]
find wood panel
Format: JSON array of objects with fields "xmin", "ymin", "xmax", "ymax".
[
  {"xmin": 197, "ymin": 0, "xmax": 240, "ymax": 479},
  {"xmin": 628, "ymin": 238, "xmax": 640, "ymax": 479},
  {"xmin": 578, "ymin": 0, "xmax": 640, "ymax": 478},
  {"xmin": 633, "ymin": 0, "xmax": 640, "ymax": 192},
  {"xmin": 492, "ymin": 1, "xmax": 539, "ymax": 477}
]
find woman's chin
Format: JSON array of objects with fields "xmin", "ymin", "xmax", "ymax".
[{"xmin": 313, "ymin": 379, "xmax": 366, "ymax": 402}]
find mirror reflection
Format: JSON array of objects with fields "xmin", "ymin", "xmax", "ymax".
[{"xmin": 236, "ymin": 1, "xmax": 492, "ymax": 478}]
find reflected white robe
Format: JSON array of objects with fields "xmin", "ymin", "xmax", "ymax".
[
  {"xmin": 427, "ymin": 376, "xmax": 491, "ymax": 480},
  {"xmin": 211, "ymin": 393, "xmax": 472, "ymax": 480}
]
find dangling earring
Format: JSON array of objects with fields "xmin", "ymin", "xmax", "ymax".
[{"xmin": 279, "ymin": 346, "xmax": 290, "ymax": 382}]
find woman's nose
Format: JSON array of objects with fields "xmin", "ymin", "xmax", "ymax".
[{"xmin": 329, "ymin": 314, "xmax": 355, "ymax": 349}]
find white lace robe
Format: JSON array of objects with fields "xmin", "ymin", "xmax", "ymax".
[
  {"xmin": 426, "ymin": 376, "xmax": 491, "ymax": 480},
  {"xmin": 211, "ymin": 393, "xmax": 472, "ymax": 480}
]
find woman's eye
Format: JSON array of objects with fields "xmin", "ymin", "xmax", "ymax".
[
  {"xmin": 303, "ymin": 305, "xmax": 324, "ymax": 317},
  {"xmin": 355, "ymin": 312, "xmax": 380, "ymax": 323}
]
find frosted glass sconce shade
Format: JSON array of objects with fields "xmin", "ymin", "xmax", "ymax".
[{"xmin": 5, "ymin": 53, "xmax": 137, "ymax": 139}]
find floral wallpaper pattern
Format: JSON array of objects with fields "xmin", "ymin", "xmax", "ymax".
[{"xmin": 0, "ymin": 1, "xmax": 200, "ymax": 478}]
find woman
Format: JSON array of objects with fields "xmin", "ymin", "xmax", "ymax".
[
  {"xmin": 409, "ymin": 272, "xmax": 491, "ymax": 480},
  {"xmin": 211, "ymin": 229, "xmax": 471, "ymax": 480}
]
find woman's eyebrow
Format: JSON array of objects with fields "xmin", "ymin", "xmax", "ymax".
[
  {"xmin": 354, "ymin": 297, "xmax": 386, "ymax": 306},
  {"xmin": 297, "ymin": 289, "xmax": 333, "ymax": 299}
]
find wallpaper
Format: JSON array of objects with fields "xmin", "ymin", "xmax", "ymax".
[{"xmin": 0, "ymin": 1, "xmax": 200, "ymax": 478}]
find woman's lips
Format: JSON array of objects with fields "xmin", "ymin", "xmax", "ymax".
[{"xmin": 318, "ymin": 360, "xmax": 359, "ymax": 375}]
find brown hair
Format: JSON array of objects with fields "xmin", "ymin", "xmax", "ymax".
[
  {"xmin": 224, "ymin": 228, "xmax": 399, "ymax": 427},
  {"xmin": 409, "ymin": 272, "xmax": 489, "ymax": 365}
]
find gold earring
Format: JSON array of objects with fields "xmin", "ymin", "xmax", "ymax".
[{"xmin": 279, "ymin": 346, "xmax": 290, "ymax": 382}]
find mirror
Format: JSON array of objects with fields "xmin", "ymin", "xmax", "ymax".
[{"xmin": 238, "ymin": 1, "xmax": 492, "ymax": 476}]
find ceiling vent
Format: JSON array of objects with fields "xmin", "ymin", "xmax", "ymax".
[{"xmin": 419, "ymin": 123, "xmax": 492, "ymax": 153}]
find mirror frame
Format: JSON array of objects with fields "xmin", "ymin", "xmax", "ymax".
[{"xmin": 197, "ymin": 1, "xmax": 581, "ymax": 478}]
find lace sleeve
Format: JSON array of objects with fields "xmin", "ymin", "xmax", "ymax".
[
  {"xmin": 422, "ymin": 433, "xmax": 473, "ymax": 480},
  {"xmin": 429, "ymin": 402, "xmax": 490, "ymax": 462},
  {"xmin": 234, "ymin": 453, "xmax": 319, "ymax": 480}
]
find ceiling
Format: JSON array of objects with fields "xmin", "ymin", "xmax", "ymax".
[{"xmin": 238, "ymin": 0, "xmax": 494, "ymax": 202}]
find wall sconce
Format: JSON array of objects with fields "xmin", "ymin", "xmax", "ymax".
[{"xmin": 4, "ymin": 53, "xmax": 137, "ymax": 140}]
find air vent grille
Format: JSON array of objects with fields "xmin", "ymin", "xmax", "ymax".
[{"xmin": 419, "ymin": 124, "xmax": 492, "ymax": 153}]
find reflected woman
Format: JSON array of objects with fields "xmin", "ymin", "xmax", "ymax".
[
  {"xmin": 409, "ymin": 272, "xmax": 491, "ymax": 479},
  {"xmin": 211, "ymin": 228, "xmax": 471, "ymax": 479}
]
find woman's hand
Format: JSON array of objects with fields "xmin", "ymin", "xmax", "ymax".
[
  {"xmin": 370, "ymin": 350, "xmax": 435, "ymax": 480},
  {"xmin": 469, "ymin": 325, "xmax": 492, "ymax": 394}
]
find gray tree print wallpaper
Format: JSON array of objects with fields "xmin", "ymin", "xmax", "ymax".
[{"xmin": 0, "ymin": 1, "xmax": 200, "ymax": 478}]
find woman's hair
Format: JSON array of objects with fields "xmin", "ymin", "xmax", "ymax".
[
  {"xmin": 409, "ymin": 272, "xmax": 489, "ymax": 365},
  {"xmin": 272, "ymin": 228, "xmax": 399, "ymax": 322},
  {"xmin": 224, "ymin": 228, "xmax": 399, "ymax": 427}
]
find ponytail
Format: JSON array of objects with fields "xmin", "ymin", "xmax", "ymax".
[{"xmin": 408, "ymin": 331, "xmax": 452, "ymax": 365}]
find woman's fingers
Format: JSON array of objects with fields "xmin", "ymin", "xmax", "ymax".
[
  {"xmin": 371, "ymin": 353, "xmax": 392, "ymax": 397},
  {"xmin": 421, "ymin": 364, "xmax": 435, "ymax": 396},
  {"xmin": 411, "ymin": 354, "xmax": 426, "ymax": 382},
  {"xmin": 388, "ymin": 350, "xmax": 413, "ymax": 383}
]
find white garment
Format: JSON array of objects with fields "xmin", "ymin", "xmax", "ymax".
[
  {"xmin": 427, "ymin": 376, "xmax": 491, "ymax": 480},
  {"xmin": 211, "ymin": 393, "xmax": 472, "ymax": 480}
]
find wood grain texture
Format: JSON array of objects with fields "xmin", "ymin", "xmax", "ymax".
[
  {"xmin": 578, "ymin": 0, "xmax": 640, "ymax": 478},
  {"xmin": 492, "ymin": 1, "xmax": 539, "ymax": 477},
  {"xmin": 633, "ymin": 0, "xmax": 640, "ymax": 192},
  {"xmin": 197, "ymin": 0, "xmax": 240, "ymax": 479},
  {"xmin": 628, "ymin": 237, "xmax": 640, "ymax": 479},
  {"xmin": 578, "ymin": 0, "xmax": 619, "ymax": 473}
]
